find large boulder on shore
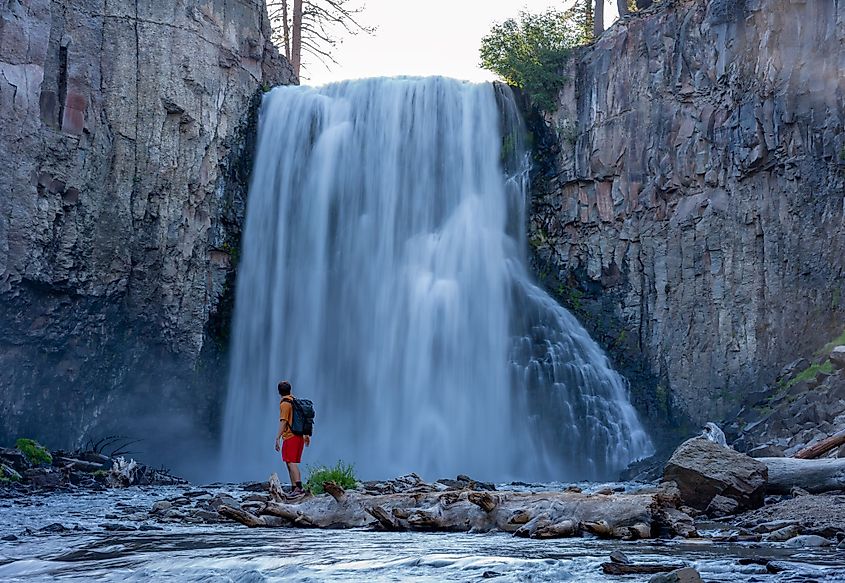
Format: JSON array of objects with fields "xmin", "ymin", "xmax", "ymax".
[{"xmin": 663, "ymin": 437, "xmax": 767, "ymax": 513}]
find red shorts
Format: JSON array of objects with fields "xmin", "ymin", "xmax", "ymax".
[{"xmin": 281, "ymin": 435, "xmax": 305, "ymax": 463}]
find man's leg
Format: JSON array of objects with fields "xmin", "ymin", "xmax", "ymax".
[{"xmin": 286, "ymin": 461, "xmax": 301, "ymax": 485}]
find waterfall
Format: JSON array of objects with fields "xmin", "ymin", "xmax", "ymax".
[{"xmin": 220, "ymin": 77, "xmax": 652, "ymax": 483}]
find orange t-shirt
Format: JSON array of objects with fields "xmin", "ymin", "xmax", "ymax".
[{"xmin": 279, "ymin": 396, "xmax": 295, "ymax": 440}]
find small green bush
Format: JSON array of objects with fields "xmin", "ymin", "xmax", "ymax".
[
  {"xmin": 305, "ymin": 461, "xmax": 357, "ymax": 495},
  {"xmin": 15, "ymin": 438, "xmax": 52, "ymax": 466},
  {"xmin": 0, "ymin": 465, "xmax": 20, "ymax": 483},
  {"xmin": 480, "ymin": 9, "xmax": 587, "ymax": 111},
  {"xmin": 785, "ymin": 360, "xmax": 834, "ymax": 389}
]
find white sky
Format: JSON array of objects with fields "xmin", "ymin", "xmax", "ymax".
[{"xmin": 303, "ymin": 1, "xmax": 620, "ymax": 85}]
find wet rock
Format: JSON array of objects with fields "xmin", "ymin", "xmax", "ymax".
[
  {"xmin": 657, "ymin": 507, "xmax": 697, "ymax": 538},
  {"xmin": 609, "ymin": 550, "xmax": 631, "ymax": 564},
  {"xmin": 705, "ymin": 495, "xmax": 739, "ymax": 517},
  {"xmin": 565, "ymin": 486, "xmax": 583, "ymax": 493},
  {"xmin": 151, "ymin": 501, "xmax": 172, "ymax": 513},
  {"xmin": 596, "ymin": 488, "xmax": 614, "ymax": 496},
  {"xmin": 481, "ymin": 572, "xmax": 502, "ymax": 579},
  {"xmin": 830, "ymin": 346, "xmax": 845, "ymax": 369},
  {"xmin": 139, "ymin": 525, "xmax": 164, "ymax": 531},
  {"xmin": 101, "ymin": 523, "xmax": 137, "ymax": 532},
  {"xmin": 436, "ymin": 474, "xmax": 496, "ymax": 492},
  {"xmin": 603, "ymin": 563, "xmax": 685, "ymax": 576},
  {"xmin": 1, "ymin": 534, "xmax": 18, "ymax": 541},
  {"xmin": 183, "ymin": 490, "xmax": 212, "ymax": 498},
  {"xmin": 209, "ymin": 494, "xmax": 239, "ymax": 511},
  {"xmin": 39, "ymin": 523, "xmax": 69, "ymax": 533},
  {"xmin": 194, "ymin": 510, "xmax": 221, "ymax": 522},
  {"xmin": 243, "ymin": 494, "xmax": 270, "ymax": 503},
  {"xmin": 648, "ymin": 567, "xmax": 703, "ymax": 583},
  {"xmin": 663, "ymin": 437, "xmax": 767, "ymax": 513},
  {"xmin": 784, "ymin": 534, "xmax": 832, "ymax": 547},
  {"xmin": 751, "ymin": 519, "xmax": 797, "ymax": 533},
  {"xmin": 242, "ymin": 481, "xmax": 271, "ymax": 493},
  {"xmin": 790, "ymin": 486, "xmax": 810, "ymax": 498},
  {"xmin": 23, "ymin": 468, "xmax": 62, "ymax": 488},
  {"xmin": 747, "ymin": 444, "xmax": 785, "ymax": 458},
  {"xmin": 763, "ymin": 524, "xmax": 801, "ymax": 542}
]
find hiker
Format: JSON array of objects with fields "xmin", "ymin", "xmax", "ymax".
[{"xmin": 274, "ymin": 380, "xmax": 312, "ymax": 496}]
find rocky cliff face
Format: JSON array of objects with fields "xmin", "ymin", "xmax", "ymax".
[
  {"xmin": 0, "ymin": 0, "xmax": 294, "ymax": 473},
  {"xmin": 528, "ymin": 0, "xmax": 845, "ymax": 433}
]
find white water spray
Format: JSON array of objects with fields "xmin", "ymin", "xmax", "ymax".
[{"xmin": 221, "ymin": 77, "xmax": 651, "ymax": 482}]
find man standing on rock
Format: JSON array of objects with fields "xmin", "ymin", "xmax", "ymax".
[{"xmin": 274, "ymin": 380, "xmax": 310, "ymax": 497}]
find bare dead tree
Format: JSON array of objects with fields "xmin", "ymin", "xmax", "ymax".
[
  {"xmin": 617, "ymin": 0, "xmax": 630, "ymax": 17},
  {"xmin": 268, "ymin": 0, "xmax": 374, "ymax": 79},
  {"xmin": 593, "ymin": 0, "xmax": 605, "ymax": 36},
  {"xmin": 292, "ymin": 0, "xmax": 303, "ymax": 75}
]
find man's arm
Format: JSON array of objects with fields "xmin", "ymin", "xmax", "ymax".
[{"xmin": 274, "ymin": 419, "xmax": 286, "ymax": 451}]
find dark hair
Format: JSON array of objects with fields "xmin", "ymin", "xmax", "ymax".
[{"xmin": 278, "ymin": 380, "xmax": 292, "ymax": 396}]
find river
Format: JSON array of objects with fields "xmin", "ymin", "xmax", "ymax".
[{"xmin": 2, "ymin": 486, "xmax": 842, "ymax": 582}]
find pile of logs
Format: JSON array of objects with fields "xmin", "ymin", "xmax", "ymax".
[{"xmin": 219, "ymin": 474, "xmax": 693, "ymax": 539}]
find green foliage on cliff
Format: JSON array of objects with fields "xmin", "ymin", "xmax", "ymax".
[
  {"xmin": 479, "ymin": 9, "xmax": 587, "ymax": 111},
  {"xmin": 305, "ymin": 460, "xmax": 357, "ymax": 494},
  {"xmin": 16, "ymin": 438, "xmax": 52, "ymax": 466},
  {"xmin": 785, "ymin": 360, "xmax": 834, "ymax": 389}
]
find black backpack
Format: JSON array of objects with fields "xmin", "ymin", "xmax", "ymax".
[{"xmin": 285, "ymin": 397, "xmax": 315, "ymax": 436}]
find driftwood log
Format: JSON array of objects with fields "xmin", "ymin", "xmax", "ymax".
[
  {"xmin": 219, "ymin": 479, "xmax": 691, "ymax": 539},
  {"xmin": 760, "ymin": 457, "xmax": 845, "ymax": 494},
  {"xmin": 794, "ymin": 429, "xmax": 845, "ymax": 460}
]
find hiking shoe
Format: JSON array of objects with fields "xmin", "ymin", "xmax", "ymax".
[{"xmin": 287, "ymin": 487, "xmax": 306, "ymax": 498}]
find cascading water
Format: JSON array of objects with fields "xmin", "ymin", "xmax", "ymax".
[{"xmin": 221, "ymin": 77, "xmax": 652, "ymax": 482}]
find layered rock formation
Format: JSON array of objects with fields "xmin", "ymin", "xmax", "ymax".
[
  {"xmin": 529, "ymin": 0, "xmax": 845, "ymax": 431},
  {"xmin": 0, "ymin": 0, "xmax": 294, "ymax": 472}
]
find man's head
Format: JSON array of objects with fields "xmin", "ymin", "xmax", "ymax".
[{"xmin": 278, "ymin": 380, "xmax": 292, "ymax": 397}]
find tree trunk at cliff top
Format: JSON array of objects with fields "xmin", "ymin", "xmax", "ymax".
[
  {"xmin": 593, "ymin": 0, "xmax": 605, "ymax": 36},
  {"xmin": 794, "ymin": 429, "xmax": 845, "ymax": 460},
  {"xmin": 617, "ymin": 0, "xmax": 630, "ymax": 17},
  {"xmin": 218, "ymin": 481, "xmax": 691, "ymax": 539},
  {"xmin": 760, "ymin": 457, "xmax": 845, "ymax": 494},
  {"xmin": 281, "ymin": 0, "xmax": 291, "ymax": 59},
  {"xmin": 291, "ymin": 0, "xmax": 303, "ymax": 77}
]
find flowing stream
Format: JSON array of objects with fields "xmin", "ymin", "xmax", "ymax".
[
  {"xmin": 2, "ymin": 487, "xmax": 843, "ymax": 582},
  {"xmin": 221, "ymin": 77, "xmax": 651, "ymax": 482}
]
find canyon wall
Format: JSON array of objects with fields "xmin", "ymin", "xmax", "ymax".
[
  {"xmin": 0, "ymin": 0, "xmax": 294, "ymax": 471},
  {"xmin": 529, "ymin": 0, "xmax": 845, "ymax": 432}
]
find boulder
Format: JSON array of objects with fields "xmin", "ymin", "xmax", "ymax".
[
  {"xmin": 649, "ymin": 567, "xmax": 703, "ymax": 583},
  {"xmin": 830, "ymin": 346, "xmax": 845, "ymax": 369},
  {"xmin": 705, "ymin": 495, "xmax": 739, "ymax": 517},
  {"xmin": 785, "ymin": 534, "xmax": 832, "ymax": 547},
  {"xmin": 663, "ymin": 437, "xmax": 767, "ymax": 513},
  {"xmin": 763, "ymin": 524, "xmax": 801, "ymax": 542},
  {"xmin": 747, "ymin": 444, "xmax": 785, "ymax": 458}
]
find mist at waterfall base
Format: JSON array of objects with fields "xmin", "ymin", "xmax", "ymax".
[{"xmin": 220, "ymin": 77, "xmax": 652, "ymax": 484}]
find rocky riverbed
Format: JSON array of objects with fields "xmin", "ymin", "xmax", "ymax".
[
  {"xmin": 2, "ymin": 483, "xmax": 844, "ymax": 582},
  {"xmin": 4, "ymin": 434, "xmax": 845, "ymax": 581}
]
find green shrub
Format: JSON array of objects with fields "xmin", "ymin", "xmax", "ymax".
[
  {"xmin": 15, "ymin": 438, "xmax": 52, "ymax": 466},
  {"xmin": 305, "ymin": 461, "xmax": 357, "ymax": 495},
  {"xmin": 479, "ymin": 9, "xmax": 587, "ymax": 111},
  {"xmin": 785, "ymin": 360, "xmax": 834, "ymax": 389},
  {"xmin": 0, "ymin": 464, "xmax": 21, "ymax": 483}
]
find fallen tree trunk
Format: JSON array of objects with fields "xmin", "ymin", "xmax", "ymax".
[
  {"xmin": 220, "ymin": 482, "xmax": 690, "ymax": 539},
  {"xmin": 794, "ymin": 429, "xmax": 845, "ymax": 460},
  {"xmin": 759, "ymin": 457, "xmax": 845, "ymax": 494}
]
